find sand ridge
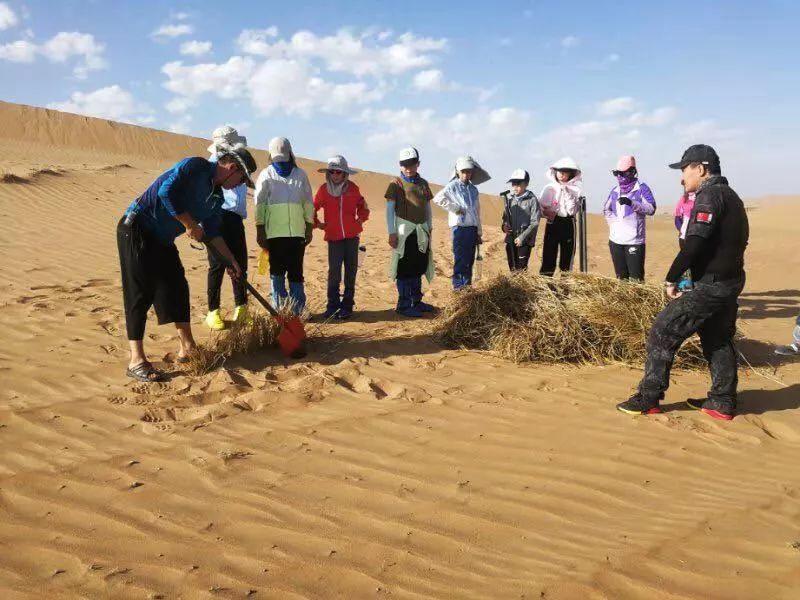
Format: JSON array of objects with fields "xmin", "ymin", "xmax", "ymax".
[{"xmin": 1, "ymin": 102, "xmax": 799, "ymax": 599}]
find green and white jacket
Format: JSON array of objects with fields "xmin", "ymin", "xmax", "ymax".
[{"xmin": 254, "ymin": 164, "xmax": 314, "ymax": 239}]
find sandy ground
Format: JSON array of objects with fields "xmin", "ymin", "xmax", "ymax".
[{"xmin": 1, "ymin": 101, "xmax": 799, "ymax": 599}]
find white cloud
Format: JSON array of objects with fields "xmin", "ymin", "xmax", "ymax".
[
  {"xmin": 162, "ymin": 56, "xmax": 255, "ymax": 98},
  {"xmin": 413, "ymin": 69, "xmax": 446, "ymax": 92},
  {"xmin": 247, "ymin": 58, "xmax": 386, "ymax": 116},
  {"xmin": 237, "ymin": 28, "xmax": 447, "ymax": 77},
  {"xmin": 0, "ymin": 39, "xmax": 36, "ymax": 62},
  {"xmin": 0, "ymin": 2, "xmax": 18, "ymax": 30},
  {"xmin": 0, "ymin": 31, "xmax": 106, "ymax": 77},
  {"xmin": 172, "ymin": 11, "xmax": 190, "ymax": 20},
  {"xmin": 561, "ymin": 36, "xmax": 579, "ymax": 49},
  {"xmin": 162, "ymin": 55, "xmax": 387, "ymax": 117},
  {"xmin": 169, "ymin": 114, "xmax": 193, "ymax": 134},
  {"xmin": 48, "ymin": 85, "xmax": 153, "ymax": 124},
  {"xmin": 628, "ymin": 106, "xmax": 677, "ymax": 127},
  {"xmin": 597, "ymin": 96, "xmax": 638, "ymax": 117},
  {"xmin": 180, "ymin": 40, "xmax": 212, "ymax": 57},
  {"xmin": 152, "ymin": 23, "xmax": 193, "ymax": 39},
  {"xmin": 40, "ymin": 31, "xmax": 107, "ymax": 78}
]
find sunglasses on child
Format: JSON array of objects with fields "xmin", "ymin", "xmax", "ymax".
[{"xmin": 328, "ymin": 169, "xmax": 345, "ymax": 175}]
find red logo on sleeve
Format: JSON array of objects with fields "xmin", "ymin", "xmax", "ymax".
[{"xmin": 696, "ymin": 212, "xmax": 713, "ymax": 223}]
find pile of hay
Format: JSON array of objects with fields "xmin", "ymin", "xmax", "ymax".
[
  {"xmin": 434, "ymin": 273, "xmax": 705, "ymax": 368},
  {"xmin": 185, "ymin": 312, "xmax": 282, "ymax": 376}
]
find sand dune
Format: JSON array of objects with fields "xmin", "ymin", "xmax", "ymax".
[{"xmin": 1, "ymin": 101, "xmax": 799, "ymax": 599}]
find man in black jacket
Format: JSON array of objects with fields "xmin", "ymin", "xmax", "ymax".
[{"xmin": 617, "ymin": 145, "xmax": 749, "ymax": 420}]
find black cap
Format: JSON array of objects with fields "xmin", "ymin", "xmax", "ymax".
[
  {"xmin": 668, "ymin": 144, "xmax": 720, "ymax": 170},
  {"xmin": 220, "ymin": 144, "xmax": 258, "ymax": 188}
]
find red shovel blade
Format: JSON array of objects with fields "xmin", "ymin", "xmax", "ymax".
[{"xmin": 276, "ymin": 315, "xmax": 307, "ymax": 358}]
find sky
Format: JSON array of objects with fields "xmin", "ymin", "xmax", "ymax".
[{"xmin": 1, "ymin": 0, "xmax": 799, "ymax": 209}]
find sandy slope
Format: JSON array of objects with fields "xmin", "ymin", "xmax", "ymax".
[{"xmin": 1, "ymin": 101, "xmax": 799, "ymax": 600}]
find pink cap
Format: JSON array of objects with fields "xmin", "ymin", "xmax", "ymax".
[{"xmin": 616, "ymin": 155, "xmax": 636, "ymax": 171}]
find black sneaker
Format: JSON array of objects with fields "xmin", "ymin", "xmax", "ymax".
[
  {"xmin": 686, "ymin": 398, "xmax": 734, "ymax": 421},
  {"xmin": 616, "ymin": 395, "xmax": 662, "ymax": 415}
]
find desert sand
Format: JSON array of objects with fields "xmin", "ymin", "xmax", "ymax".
[{"xmin": 1, "ymin": 100, "xmax": 799, "ymax": 599}]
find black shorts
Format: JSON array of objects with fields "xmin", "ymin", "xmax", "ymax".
[{"xmin": 117, "ymin": 218, "xmax": 190, "ymax": 340}]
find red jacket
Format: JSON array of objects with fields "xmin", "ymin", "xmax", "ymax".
[{"xmin": 314, "ymin": 181, "xmax": 370, "ymax": 241}]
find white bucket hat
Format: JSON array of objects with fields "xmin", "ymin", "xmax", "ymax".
[
  {"xmin": 268, "ymin": 136, "xmax": 295, "ymax": 163},
  {"xmin": 451, "ymin": 155, "xmax": 491, "ymax": 186},
  {"xmin": 507, "ymin": 168, "xmax": 530, "ymax": 183},
  {"xmin": 398, "ymin": 147, "xmax": 420, "ymax": 164},
  {"xmin": 317, "ymin": 155, "xmax": 358, "ymax": 175},
  {"xmin": 207, "ymin": 125, "xmax": 247, "ymax": 154}
]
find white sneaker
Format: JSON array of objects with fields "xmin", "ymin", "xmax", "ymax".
[{"xmin": 774, "ymin": 343, "xmax": 800, "ymax": 357}]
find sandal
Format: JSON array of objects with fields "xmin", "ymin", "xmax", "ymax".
[{"xmin": 126, "ymin": 361, "xmax": 166, "ymax": 382}]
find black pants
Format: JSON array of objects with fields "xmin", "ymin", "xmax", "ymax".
[
  {"xmin": 117, "ymin": 218, "xmax": 190, "ymax": 341},
  {"xmin": 268, "ymin": 237, "xmax": 305, "ymax": 282},
  {"xmin": 540, "ymin": 216, "xmax": 575, "ymax": 276},
  {"xmin": 638, "ymin": 275, "xmax": 745, "ymax": 407},
  {"xmin": 328, "ymin": 237, "xmax": 359, "ymax": 309},
  {"xmin": 609, "ymin": 241, "xmax": 645, "ymax": 281},
  {"xmin": 506, "ymin": 242, "xmax": 532, "ymax": 271},
  {"xmin": 206, "ymin": 210, "xmax": 247, "ymax": 311},
  {"xmin": 397, "ymin": 231, "xmax": 429, "ymax": 279}
]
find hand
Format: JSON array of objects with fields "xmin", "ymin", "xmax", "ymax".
[
  {"xmin": 388, "ymin": 233, "xmax": 398, "ymax": 249},
  {"xmin": 226, "ymin": 260, "xmax": 242, "ymax": 282},
  {"xmin": 304, "ymin": 223, "xmax": 313, "ymax": 246},
  {"xmin": 618, "ymin": 196, "xmax": 632, "ymax": 206},
  {"xmin": 456, "ymin": 207, "xmax": 466, "ymax": 216},
  {"xmin": 514, "ymin": 237, "xmax": 523, "ymax": 247},
  {"xmin": 502, "ymin": 223, "xmax": 511, "ymax": 234},
  {"xmin": 316, "ymin": 222, "xmax": 326, "ymax": 230},
  {"xmin": 477, "ymin": 235, "xmax": 483, "ymax": 245},
  {"xmin": 256, "ymin": 225, "xmax": 268, "ymax": 249},
  {"xmin": 186, "ymin": 224, "xmax": 204, "ymax": 242},
  {"xmin": 665, "ymin": 284, "xmax": 682, "ymax": 300}
]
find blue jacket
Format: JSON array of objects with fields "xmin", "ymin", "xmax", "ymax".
[{"xmin": 124, "ymin": 157, "xmax": 223, "ymax": 245}]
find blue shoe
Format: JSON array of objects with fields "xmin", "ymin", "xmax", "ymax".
[
  {"xmin": 410, "ymin": 277, "xmax": 436, "ymax": 312},
  {"xmin": 396, "ymin": 279, "xmax": 423, "ymax": 318}
]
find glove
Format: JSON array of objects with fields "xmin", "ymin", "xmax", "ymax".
[
  {"xmin": 618, "ymin": 196, "xmax": 632, "ymax": 206},
  {"xmin": 256, "ymin": 225, "xmax": 268, "ymax": 249}
]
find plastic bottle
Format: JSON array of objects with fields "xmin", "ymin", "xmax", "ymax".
[
  {"xmin": 358, "ymin": 245, "xmax": 366, "ymax": 267},
  {"xmin": 473, "ymin": 246, "xmax": 483, "ymax": 282}
]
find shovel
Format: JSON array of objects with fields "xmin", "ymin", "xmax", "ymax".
[{"xmin": 206, "ymin": 242, "xmax": 307, "ymax": 358}]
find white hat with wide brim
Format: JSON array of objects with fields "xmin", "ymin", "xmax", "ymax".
[
  {"xmin": 317, "ymin": 155, "xmax": 358, "ymax": 175},
  {"xmin": 450, "ymin": 155, "xmax": 491, "ymax": 186},
  {"xmin": 207, "ymin": 125, "xmax": 247, "ymax": 154}
]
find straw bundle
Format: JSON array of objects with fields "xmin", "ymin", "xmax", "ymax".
[
  {"xmin": 185, "ymin": 312, "xmax": 281, "ymax": 376},
  {"xmin": 434, "ymin": 273, "xmax": 706, "ymax": 368}
]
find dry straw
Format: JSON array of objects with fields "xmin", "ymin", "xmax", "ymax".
[
  {"xmin": 434, "ymin": 273, "xmax": 706, "ymax": 368},
  {"xmin": 185, "ymin": 312, "xmax": 282, "ymax": 376}
]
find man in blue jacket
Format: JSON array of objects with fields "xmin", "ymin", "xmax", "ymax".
[{"xmin": 117, "ymin": 146, "xmax": 256, "ymax": 382}]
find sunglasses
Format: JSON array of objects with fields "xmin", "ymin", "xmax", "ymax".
[
  {"xmin": 612, "ymin": 168, "xmax": 636, "ymax": 177},
  {"xmin": 328, "ymin": 169, "xmax": 345, "ymax": 175},
  {"xmin": 399, "ymin": 159, "xmax": 419, "ymax": 168}
]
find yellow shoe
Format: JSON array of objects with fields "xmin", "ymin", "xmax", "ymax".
[
  {"xmin": 205, "ymin": 309, "xmax": 226, "ymax": 331},
  {"xmin": 232, "ymin": 304, "xmax": 250, "ymax": 324}
]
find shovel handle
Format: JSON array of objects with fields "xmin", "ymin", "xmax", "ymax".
[{"xmin": 204, "ymin": 241, "xmax": 280, "ymax": 319}]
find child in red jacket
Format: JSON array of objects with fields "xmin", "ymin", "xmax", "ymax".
[{"xmin": 314, "ymin": 155, "xmax": 370, "ymax": 319}]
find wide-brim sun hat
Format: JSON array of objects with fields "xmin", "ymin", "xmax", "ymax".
[
  {"xmin": 317, "ymin": 155, "xmax": 358, "ymax": 175},
  {"xmin": 450, "ymin": 155, "xmax": 491, "ymax": 186},
  {"xmin": 207, "ymin": 125, "xmax": 247, "ymax": 154},
  {"xmin": 218, "ymin": 143, "xmax": 257, "ymax": 188}
]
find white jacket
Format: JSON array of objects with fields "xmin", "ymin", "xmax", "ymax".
[
  {"xmin": 432, "ymin": 179, "xmax": 482, "ymax": 234},
  {"xmin": 539, "ymin": 157, "xmax": 583, "ymax": 221}
]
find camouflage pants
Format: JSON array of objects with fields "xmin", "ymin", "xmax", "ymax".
[{"xmin": 638, "ymin": 276, "xmax": 745, "ymax": 407}]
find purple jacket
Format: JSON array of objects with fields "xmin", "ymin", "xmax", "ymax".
[{"xmin": 603, "ymin": 181, "xmax": 656, "ymax": 245}]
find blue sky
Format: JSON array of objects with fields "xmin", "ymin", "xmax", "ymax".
[{"xmin": 1, "ymin": 0, "xmax": 798, "ymax": 208}]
